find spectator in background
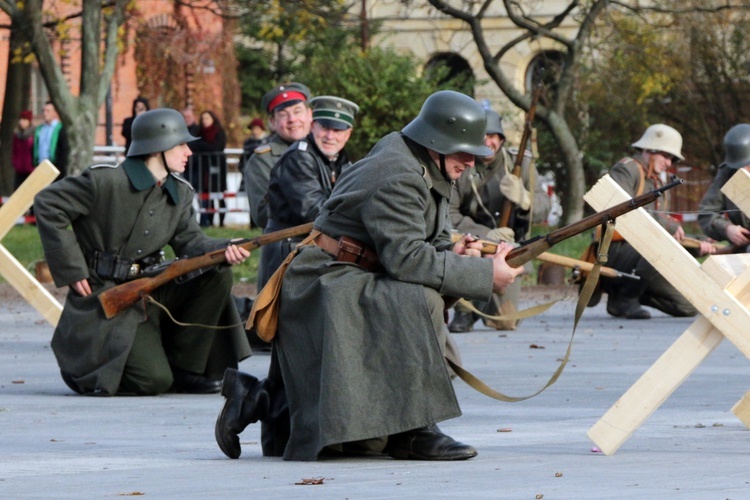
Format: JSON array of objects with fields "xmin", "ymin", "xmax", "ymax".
[
  {"xmin": 182, "ymin": 107, "xmax": 201, "ymax": 137},
  {"xmin": 242, "ymin": 117, "xmax": 269, "ymax": 162},
  {"xmin": 33, "ymin": 101, "xmax": 68, "ymax": 179},
  {"xmin": 191, "ymin": 110, "xmax": 228, "ymax": 227},
  {"xmin": 121, "ymin": 96, "xmax": 150, "ymax": 155},
  {"xmin": 12, "ymin": 110, "xmax": 35, "ymax": 190}
]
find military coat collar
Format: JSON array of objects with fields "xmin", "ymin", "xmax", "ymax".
[
  {"xmin": 121, "ymin": 158, "xmax": 180, "ymax": 205},
  {"xmin": 402, "ymin": 135, "xmax": 453, "ymax": 200}
]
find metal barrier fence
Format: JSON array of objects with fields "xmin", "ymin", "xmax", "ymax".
[{"xmin": 93, "ymin": 146, "xmax": 250, "ymax": 227}]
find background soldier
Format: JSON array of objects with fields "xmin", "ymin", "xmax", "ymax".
[
  {"xmin": 243, "ymin": 82, "xmax": 313, "ymax": 229},
  {"xmin": 699, "ymin": 123, "xmax": 750, "ymax": 249},
  {"xmin": 34, "ymin": 109, "xmax": 251, "ymax": 396},
  {"xmin": 259, "ymin": 95, "xmax": 359, "ymax": 289},
  {"xmin": 214, "ymin": 90, "xmax": 523, "ymax": 462},
  {"xmin": 600, "ymin": 124, "xmax": 712, "ymax": 319},
  {"xmin": 448, "ymin": 109, "xmax": 549, "ymax": 332}
]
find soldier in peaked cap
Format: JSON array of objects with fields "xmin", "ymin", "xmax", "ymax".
[
  {"xmin": 448, "ymin": 108, "xmax": 551, "ymax": 333},
  {"xmin": 257, "ymin": 95, "xmax": 359, "ymax": 290},
  {"xmin": 243, "ymin": 82, "xmax": 313, "ymax": 230},
  {"xmin": 699, "ymin": 123, "xmax": 750, "ymax": 249},
  {"xmin": 34, "ymin": 108, "xmax": 251, "ymax": 396},
  {"xmin": 215, "ymin": 90, "xmax": 523, "ymax": 462},
  {"xmin": 599, "ymin": 124, "xmax": 714, "ymax": 320}
]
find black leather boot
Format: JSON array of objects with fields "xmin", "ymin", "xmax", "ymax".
[
  {"xmin": 171, "ymin": 366, "xmax": 222, "ymax": 394},
  {"xmin": 215, "ymin": 368, "xmax": 271, "ymax": 459},
  {"xmin": 385, "ymin": 423, "xmax": 478, "ymax": 461},
  {"xmin": 607, "ymin": 294, "xmax": 651, "ymax": 320},
  {"xmin": 448, "ymin": 311, "xmax": 476, "ymax": 333}
]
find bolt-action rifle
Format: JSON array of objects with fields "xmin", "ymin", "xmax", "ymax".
[
  {"xmin": 449, "ymin": 232, "xmax": 638, "ymax": 280},
  {"xmin": 497, "ymin": 81, "xmax": 544, "ymax": 229},
  {"xmin": 470, "ymin": 176, "xmax": 683, "ymax": 268},
  {"xmin": 98, "ymin": 222, "xmax": 314, "ymax": 319}
]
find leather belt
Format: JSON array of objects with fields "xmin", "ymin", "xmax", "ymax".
[{"xmin": 314, "ymin": 233, "xmax": 382, "ymax": 272}]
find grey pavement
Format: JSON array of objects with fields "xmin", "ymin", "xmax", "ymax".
[{"xmin": 2, "ymin": 287, "xmax": 749, "ymax": 499}]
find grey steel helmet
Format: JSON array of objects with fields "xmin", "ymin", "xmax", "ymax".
[
  {"xmin": 485, "ymin": 109, "xmax": 505, "ymax": 138},
  {"xmin": 402, "ymin": 90, "xmax": 492, "ymax": 157},
  {"xmin": 127, "ymin": 108, "xmax": 199, "ymax": 157},
  {"xmin": 723, "ymin": 123, "xmax": 750, "ymax": 169}
]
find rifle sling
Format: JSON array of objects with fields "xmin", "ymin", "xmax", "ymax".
[{"xmin": 447, "ymin": 221, "xmax": 616, "ymax": 402}]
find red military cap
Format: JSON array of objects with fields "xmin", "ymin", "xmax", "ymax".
[{"xmin": 261, "ymin": 82, "xmax": 311, "ymax": 114}]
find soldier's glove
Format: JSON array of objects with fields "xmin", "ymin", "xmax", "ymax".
[
  {"xmin": 485, "ymin": 227, "xmax": 516, "ymax": 243},
  {"xmin": 500, "ymin": 174, "xmax": 531, "ymax": 211}
]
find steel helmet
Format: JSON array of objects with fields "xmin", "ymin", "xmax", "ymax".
[
  {"xmin": 723, "ymin": 123, "xmax": 750, "ymax": 169},
  {"xmin": 402, "ymin": 90, "xmax": 492, "ymax": 157},
  {"xmin": 631, "ymin": 124, "xmax": 684, "ymax": 161},
  {"xmin": 127, "ymin": 108, "xmax": 198, "ymax": 157},
  {"xmin": 485, "ymin": 109, "xmax": 505, "ymax": 138}
]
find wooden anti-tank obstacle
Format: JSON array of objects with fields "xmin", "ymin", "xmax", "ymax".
[
  {"xmin": 0, "ymin": 160, "xmax": 63, "ymax": 325},
  {"xmin": 583, "ymin": 170, "xmax": 750, "ymax": 455}
]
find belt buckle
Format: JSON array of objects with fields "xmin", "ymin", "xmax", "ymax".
[{"xmin": 127, "ymin": 263, "xmax": 141, "ymax": 278}]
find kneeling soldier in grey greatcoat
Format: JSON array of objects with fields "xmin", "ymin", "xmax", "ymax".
[
  {"xmin": 35, "ymin": 108, "xmax": 251, "ymax": 396},
  {"xmin": 215, "ymin": 90, "xmax": 523, "ymax": 461}
]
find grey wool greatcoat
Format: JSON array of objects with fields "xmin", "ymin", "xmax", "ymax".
[
  {"xmin": 34, "ymin": 159, "xmax": 251, "ymax": 395},
  {"xmin": 276, "ymin": 132, "xmax": 495, "ymax": 461}
]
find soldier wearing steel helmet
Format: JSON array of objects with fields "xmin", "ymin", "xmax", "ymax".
[
  {"xmin": 699, "ymin": 124, "xmax": 750, "ymax": 249},
  {"xmin": 448, "ymin": 108, "xmax": 550, "ymax": 333},
  {"xmin": 600, "ymin": 124, "xmax": 713, "ymax": 320},
  {"xmin": 34, "ymin": 108, "xmax": 251, "ymax": 396},
  {"xmin": 214, "ymin": 90, "xmax": 523, "ymax": 462}
]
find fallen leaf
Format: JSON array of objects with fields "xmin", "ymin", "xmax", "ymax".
[
  {"xmin": 295, "ymin": 477, "xmax": 326, "ymax": 485},
  {"xmin": 529, "ymin": 344, "xmax": 545, "ymax": 349},
  {"xmin": 555, "ymin": 472, "xmax": 563, "ymax": 477},
  {"xmin": 116, "ymin": 493, "xmax": 145, "ymax": 496},
  {"xmin": 497, "ymin": 428, "xmax": 512, "ymax": 433},
  {"xmin": 12, "ymin": 380, "xmax": 24, "ymax": 384}
]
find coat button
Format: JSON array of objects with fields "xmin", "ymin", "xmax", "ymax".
[
  {"xmin": 136, "ymin": 249, "xmax": 143, "ymax": 255},
  {"xmin": 149, "ymin": 210, "xmax": 154, "ymax": 216},
  {"xmin": 144, "ymin": 230, "xmax": 150, "ymax": 236}
]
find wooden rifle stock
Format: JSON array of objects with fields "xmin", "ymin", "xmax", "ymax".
[
  {"xmin": 97, "ymin": 222, "xmax": 314, "ymax": 319},
  {"xmin": 455, "ymin": 177, "xmax": 683, "ymax": 269},
  {"xmin": 681, "ymin": 236, "xmax": 736, "ymax": 255},
  {"xmin": 497, "ymin": 82, "xmax": 544, "ymax": 228},
  {"xmin": 450, "ymin": 231, "xmax": 635, "ymax": 279}
]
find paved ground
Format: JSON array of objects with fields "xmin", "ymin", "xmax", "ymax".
[{"xmin": 2, "ymin": 285, "xmax": 749, "ymax": 499}]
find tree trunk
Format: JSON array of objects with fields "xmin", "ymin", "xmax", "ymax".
[
  {"xmin": 546, "ymin": 112, "xmax": 585, "ymax": 225},
  {"xmin": 0, "ymin": 13, "xmax": 33, "ymax": 195}
]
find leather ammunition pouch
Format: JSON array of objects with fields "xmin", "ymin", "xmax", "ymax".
[
  {"xmin": 314, "ymin": 233, "xmax": 381, "ymax": 272},
  {"xmin": 88, "ymin": 250, "xmax": 165, "ymax": 282}
]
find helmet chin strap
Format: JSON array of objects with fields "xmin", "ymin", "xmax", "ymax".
[
  {"xmin": 439, "ymin": 153, "xmax": 448, "ymax": 180},
  {"xmin": 161, "ymin": 152, "xmax": 173, "ymax": 176}
]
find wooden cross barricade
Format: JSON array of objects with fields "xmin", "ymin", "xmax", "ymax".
[
  {"xmin": 583, "ymin": 171, "xmax": 750, "ymax": 455},
  {"xmin": 0, "ymin": 160, "xmax": 63, "ymax": 326}
]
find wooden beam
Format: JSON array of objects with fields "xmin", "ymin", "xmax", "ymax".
[
  {"xmin": 584, "ymin": 175, "xmax": 750, "ymax": 359},
  {"xmin": 0, "ymin": 160, "xmax": 62, "ymax": 326},
  {"xmin": 0, "ymin": 245, "xmax": 61, "ymax": 325},
  {"xmin": 0, "ymin": 161, "xmax": 58, "ymax": 238}
]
